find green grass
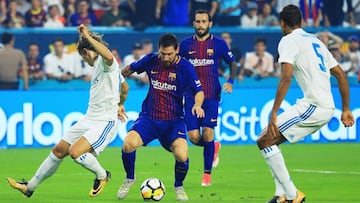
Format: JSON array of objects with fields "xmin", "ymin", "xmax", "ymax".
[{"xmin": 1, "ymin": 143, "xmax": 360, "ymax": 202}]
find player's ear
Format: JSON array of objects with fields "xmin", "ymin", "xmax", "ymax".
[{"xmin": 209, "ymin": 20, "xmax": 213, "ymax": 28}]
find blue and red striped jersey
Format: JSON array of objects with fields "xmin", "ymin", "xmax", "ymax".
[
  {"xmin": 179, "ymin": 34, "xmax": 234, "ymax": 100},
  {"xmin": 130, "ymin": 53, "xmax": 202, "ymax": 120}
]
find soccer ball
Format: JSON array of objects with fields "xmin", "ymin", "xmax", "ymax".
[{"xmin": 140, "ymin": 178, "xmax": 166, "ymax": 201}]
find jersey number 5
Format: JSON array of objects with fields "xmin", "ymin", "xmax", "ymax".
[{"xmin": 312, "ymin": 43, "xmax": 326, "ymax": 72}]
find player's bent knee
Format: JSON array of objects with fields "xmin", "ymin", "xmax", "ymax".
[
  {"xmin": 122, "ymin": 141, "xmax": 138, "ymax": 153},
  {"xmin": 52, "ymin": 143, "xmax": 69, "ymax": 159}
]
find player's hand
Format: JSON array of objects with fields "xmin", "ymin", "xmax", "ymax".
[
  {"xmin": 78, "ymin": 24, "xmax": 89, "ymax": 38},
  {"xmin": 266, "ymin": 114, "xmax": 279, "ymax": 139},
  {"xmin": 341, "ymin": 109, "xmax": 354, "ymax": 127},
  {"xmin": 222, "ymin": 82, "xmax": 233, "ymax": 94},
  {"xmin": 117, "ymin": 105, "xmax": 128, "ymax": 122},
  {"xmin": 192, "ymin": 105, "xmax": 205, "ymax": 118}
]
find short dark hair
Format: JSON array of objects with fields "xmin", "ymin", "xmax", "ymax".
[
  {"xmin": 279, "ymin": 4, "xmax": 302, "ymax": 28},
  {"xmin": 194, "ymin": 9, "xmax": 212, "ymax": 22},
  {"xmin": 158, "ymin": 33, "xmax": 178, "ymax": 50},
  {"xmin": 255, "ymin": 37, "xmax": 266, "ymax": 45},
  {"xmin": 28, "ymin": 42, "xmax": 39, "ymax": 49},
  {"xmin": 2, "ymin": 32, "xmax": 14, "ymax": 44}
]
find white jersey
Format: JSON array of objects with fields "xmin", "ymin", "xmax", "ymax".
[
  {"xmin": 278, "ymin": 28, "xmax": 338, "ymax": 108},
  {"xmin": 86, "ymin": 55, "xmax": 124, "ymax": 121}
]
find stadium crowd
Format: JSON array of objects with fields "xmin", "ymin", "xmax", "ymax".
[{"xmin": 0, "ymin": 0, "xmax": 360, "ymax": 90}]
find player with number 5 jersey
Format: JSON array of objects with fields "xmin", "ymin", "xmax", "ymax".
[{"xmin": 256, "ymin": 5, "xmax": 355, "ymax": 203}]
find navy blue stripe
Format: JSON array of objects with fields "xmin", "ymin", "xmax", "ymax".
[
  {"xmin": 92, "ymin": 121, "xmax": 114, "ymax": 149},
  {"xmin": 279, "ymin": 105, "xmax": 316, "ymax": 133}
]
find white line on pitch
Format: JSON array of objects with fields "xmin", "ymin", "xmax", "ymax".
[{"xmin": 293, "ymin": 169, "xmax": 360, "ymax": 175}]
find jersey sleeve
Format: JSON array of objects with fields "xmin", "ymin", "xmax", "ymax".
[
  {"xmin": 101, "ymin": 54, "xmax": 119, "ymax": 73},
  {"xmin": 324, "ymin": 48, "xmax": 339, "ymax": 69},
  {"xmin": 218, "ymin": 39, "xmax": 235, "ymax": 64},
  {"xmin": 130, "ymin": 53, "xmax": 154, "ymax": 74},
  {"xmin": 278, "ymin": 37, "xmax": 300, "ymax": 65}
]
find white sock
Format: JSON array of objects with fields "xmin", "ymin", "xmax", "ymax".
[
  {"xmin": 261, "ymin": 145, "xmax": 297, "ymax": 200},
  {"xmin": 270, "ymin": 167, "xmax": 285, "ymax": 197},
  {"xmin": 74, "ymin": 153, "xmax": 106, "ymax": 179},
  {"xmin": 27, "ymin": 151, "xmax": 63, "ymax": 191}
]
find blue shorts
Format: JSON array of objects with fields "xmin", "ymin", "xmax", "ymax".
[
  {"xmin": 130, "ymin": 115, "xmax": 187, "ymax": 152},
  {"xmin": 184, "ymin": 98, "xmax": 219, "ymax": 131}
]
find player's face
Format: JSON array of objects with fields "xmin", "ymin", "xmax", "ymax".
[
  {"xmin": 193, "ymin": 13, "xmax": 212, "ymax": 38},
  {"xmin": 158, "ymin": 45, "xmax": 178, "ymax": 67}
]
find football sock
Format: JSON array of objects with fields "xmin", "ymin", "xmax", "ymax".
[
  {"xmin": 122, "ymin": 149, "xmax": 136, "ymax": 179},
  {"xmin": 261, "ymin": 145, "xmax": 297, "ymax": 200},
  {"xmin": 27, "ymin": 151, "xmax": 63, "ymax": 191},
  {"xmin": 270, "ymin": 167, "xmax": 286, "ymax": 197},
  {"xmin": 193, "ymin": 136, "xmax": 205, "ymax": 147},
  {"xmin": 174, "ymin": 159, "xmax": 189, "ymax": 187},
  {"xmin": 204, "ymin": 140, "xmax": 214, "ymax": 173},
  {"xmin": 74, "ymin": 153, "xmax": 106, "ymax": 179}
]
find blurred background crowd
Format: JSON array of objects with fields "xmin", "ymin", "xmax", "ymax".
[{"xmin": 0, "ymin": 0, "xmax": 359, "ymax": 90}]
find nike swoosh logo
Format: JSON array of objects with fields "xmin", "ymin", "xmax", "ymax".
[
  {"xmin": 151, "ymin": 70, "xmax": 159, "ymax": 74},
  {"xmin": 210, "ymin": 119, "xmax": 217, "ymax": 122},
  {"xmin": 177, "ymin": 131, "xmax": 185, "ymax": 135}
]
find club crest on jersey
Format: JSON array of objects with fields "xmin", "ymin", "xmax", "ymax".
[
  {"xmin": 188, "ymin": 50, "xmax": 196, "ymax": 55},
  {"xmin": 207, "ymin": 49, "xmax": 214, "ymax": 56},
  {"xmin": 168, "ymin": 72, "xmax": 176, "ymax": 81}
]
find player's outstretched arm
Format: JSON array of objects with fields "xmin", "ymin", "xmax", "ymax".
[
  {"xmin": 330, "ymin": 65, "xmax": 355, "ymax": 127},
  {"xmin": 118, "ymin": 81, "xmax": 129, "ymax": 122},
  {"xmin": 121, "ymin": 65, "xmax": 135, "ymax": 78},
  {"xmin": 78, "ymin": 24, "xmax": 113, "ymax": 66},
  {"xmin": 192, "ymin": 91, "xmax": 205, "ymax": 118}
]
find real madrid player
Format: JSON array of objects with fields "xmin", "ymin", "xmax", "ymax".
[
  {"xmin": 117, "ymin": 33, "xmax": 205, "ymax": 201},
  {"xmin": 179, "ymin": 9, "xmax": 238, "ymax": 186},
  {"xmin": 256, "ymin": 5, "xmax": 354, "ymax": 203},
  {"xmin": 7, "ymin": 24, "xmax": 129, "ymax": 198}
]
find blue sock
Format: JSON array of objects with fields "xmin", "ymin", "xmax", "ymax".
[
  {"xmin": 122, "ymin": 149, "xmax": 136, "ymax": 179},
  {"xmin": 193, "ymin": 136, "xmax": 205, "ymax": 146},
  {"xmin": 204, "ymin": 140, "xmax": 214, "ymax": 173},
  {"xmin": 174, "ymin": 159, "xmax": 189, "ymax": 187}
]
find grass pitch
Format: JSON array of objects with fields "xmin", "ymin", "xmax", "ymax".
[{"xmin": 1, "ymin": 143, "xmax": 359, "ymax": 203}]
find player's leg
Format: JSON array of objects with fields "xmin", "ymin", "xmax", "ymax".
[
  {"xmin": 7, "ymin": 140, "xmax": 69, "ymax": 198},
  {"xmin": 170, "ymin": 138, "xmax": 189, "ymax": 201},
  {"xmin": 201, "ymin": 127, "xmax": 214, "ymax": 186},
  {"xmin": 117, "ymin": 130, "xmax": 143, "ymax": 199},
  {"xmin": 118, "ymin": 122, "xmax": 148, "ymax": 200},
  {"xmin": 70, "ymin": 119, "xmax": 117, "ymax": 197},
  {"xmin": 200, "ymin": 99, "xmax": 219, "ymax": 186}
]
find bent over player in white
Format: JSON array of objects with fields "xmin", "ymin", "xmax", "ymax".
[
  {"xmin": 7, "ymin": 24, "xmax": 129, "ymax": 198},
  {"xmin": 256, "ymin": 5, "xmax": 355, "ymax": 203}
]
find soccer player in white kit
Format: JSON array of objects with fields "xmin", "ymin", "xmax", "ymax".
[
  {"xmin": 256, "ymin": 5, "xmax": 355, "ymax": 203},
  {"xmin": 7, "ymin": 24, "xmax": 129, "ymax": 198}
]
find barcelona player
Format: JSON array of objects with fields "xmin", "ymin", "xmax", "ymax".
[
  {"xmin": 179, "ymin": 9, "xmax": 238, "ymax": 186},
  {"xmin": 117, "ymin": 33, "xmax": 205, "ymax": 201}
]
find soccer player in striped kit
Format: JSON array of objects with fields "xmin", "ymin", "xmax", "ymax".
[
  {"xmin": 179, "ymin": 9, "xmax": 238, "ymax": 186},
  {"xmin": 256, "ymin": 5, "xmax": 354, "ymax": 203},
  {"xmin": 117, "ymin": 33, "xmax": 205, "ymax": 201},
  {"xmin": 7, "ymin": 24, "xmax": 129, "ymax": 198}
]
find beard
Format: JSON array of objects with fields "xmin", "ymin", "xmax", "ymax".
[
  {"xmin": 195, "ymin": 27, "xmax": 210, "ymax": 38},
  {"xmin": 161, "ymin": 60, "xmax": 172, "ymax": 67}
]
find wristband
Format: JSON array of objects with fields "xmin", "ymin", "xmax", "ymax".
[{"xmin": 227, "ymin": 79, "xmax": 234, "ymax": 84}]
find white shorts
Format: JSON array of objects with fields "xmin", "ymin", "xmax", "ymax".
[
  {"xmin": 277, "ymin": 99, "xmax": 334, "ymax": 143},
  {"xmin": 63, "ymin": 116, "xmax": 119, "ymax": 156}
]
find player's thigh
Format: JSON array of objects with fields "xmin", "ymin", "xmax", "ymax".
[
  {"xmin": 278, "ymin": 100, "xmax": 334, "ymax": 143},
  {"xmin": 68, "ymin": 136, "xmax": 92, "ymax": 159},
  {"xmin": 126, "ymin": 116, "xmax": 157, "ymax": 150},
  {"xmin": 82, "ymin": 119, "xmax": 118, "ymax": 156},
  {"xmin": 170, "ymin": 138, "xmax": 188, "ymax": 162},
  {"xmin": 201, "ymin": 99, "xmax": 219, "ymax": 129},
  {"xmin": 160, "ymin": 119, "xmax": 187, "ymax": 155}
]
